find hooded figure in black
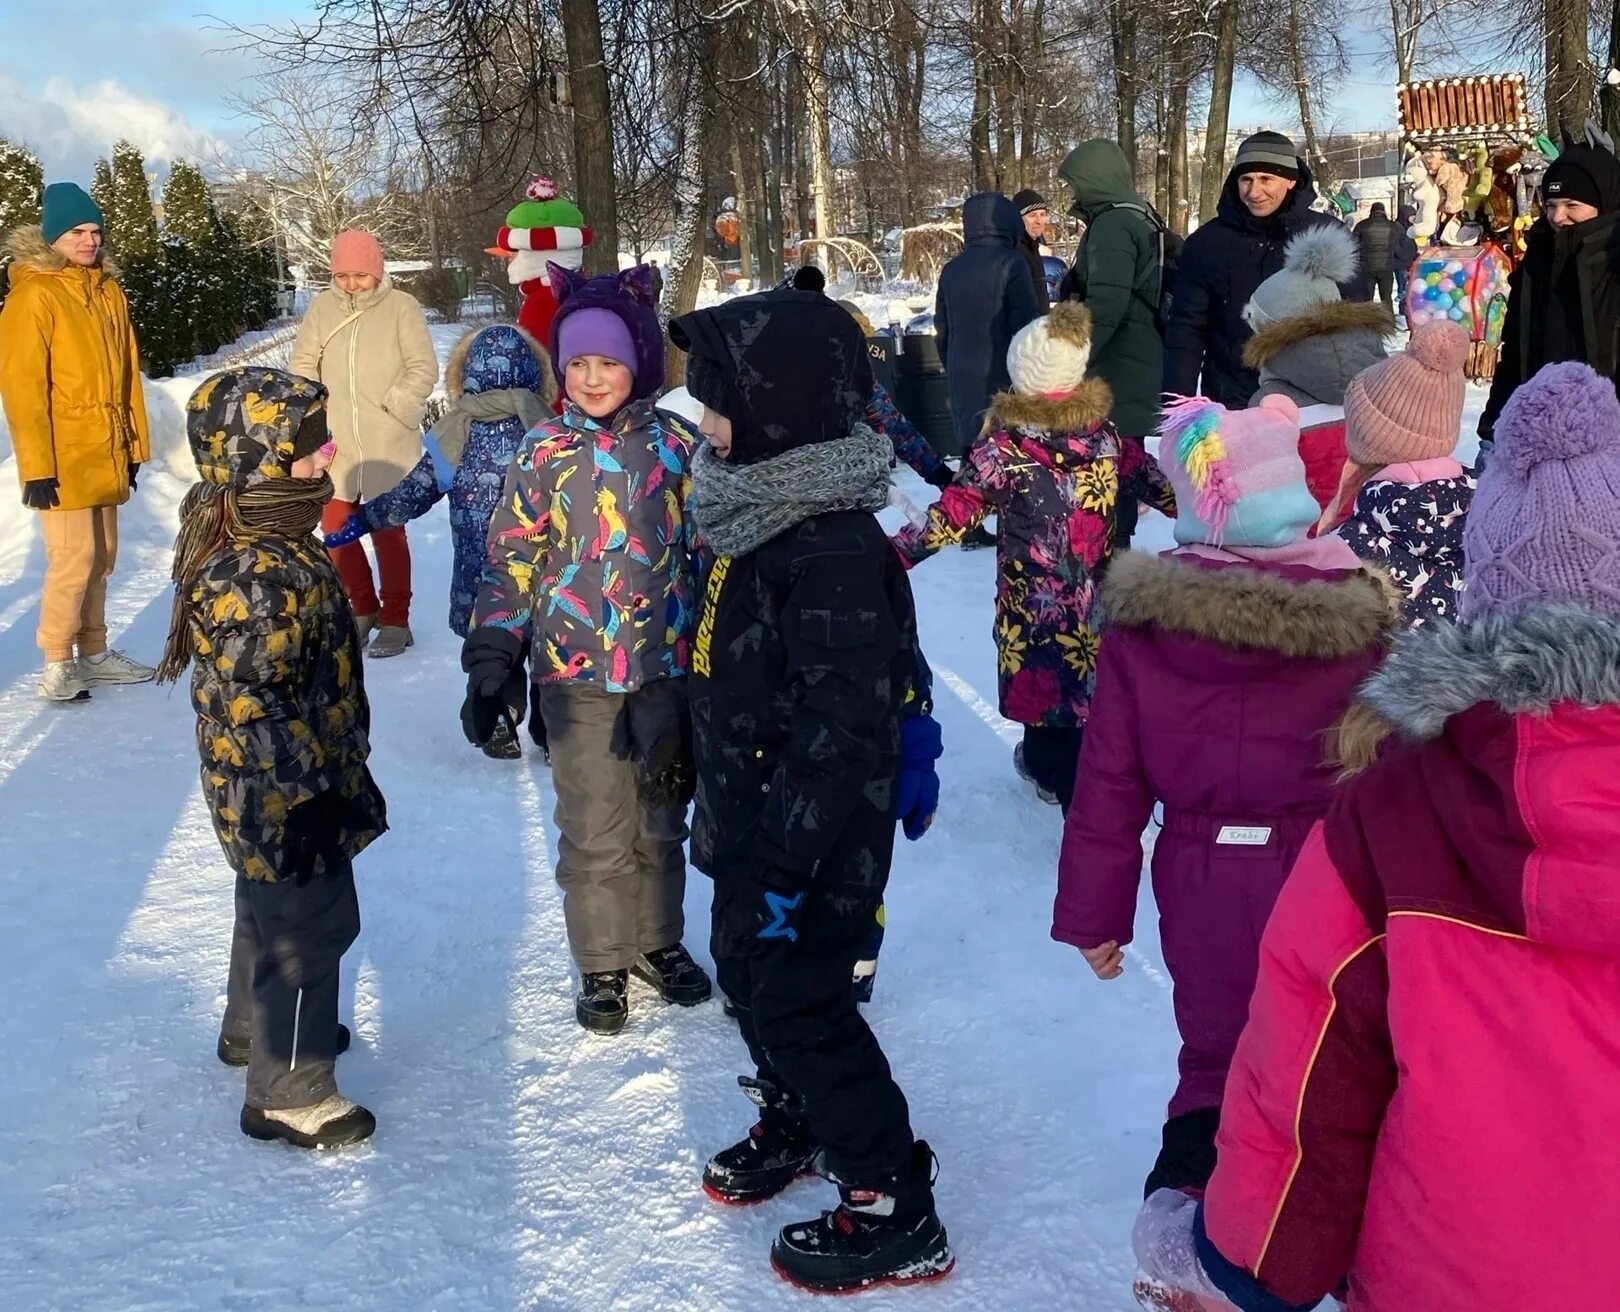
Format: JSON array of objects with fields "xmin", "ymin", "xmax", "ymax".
[
  {"xmin": 1162, "ymin": 132, "xmax": 1360, "ymax": 408},
  {"xmin": 669, "ymin": 288, "xmax": 952, "ymax": 1294},
  {"xmin": 1479, "ymin": 133, "xmax": 1620, "ymax": 457},
  {"xmin": 934, "ymin": 192, "xmax": 1042, "ymax": 451}
]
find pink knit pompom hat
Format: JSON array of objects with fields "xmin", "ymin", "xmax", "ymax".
[
  {"xmin": 1343, "ymin": 322, "xmax": 1469, "ymax": 467},
  {"xmin": 330, "ymin": 229, "xmax": 385, "ymax": 282}
]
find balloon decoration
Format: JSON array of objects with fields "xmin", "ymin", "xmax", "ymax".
[{"xmin": 1404, "ymin": 243, "xmax": 1512, "ymax": 381}]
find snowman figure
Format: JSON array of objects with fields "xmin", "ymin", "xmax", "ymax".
[{"xmin": 486, "ymin": 176, "xmax": 594, "ymax": 348}]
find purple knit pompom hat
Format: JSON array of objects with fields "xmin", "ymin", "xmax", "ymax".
[{"xmin": 1463, "ymin": 360, "xmax": 1620, "ymax": 620}]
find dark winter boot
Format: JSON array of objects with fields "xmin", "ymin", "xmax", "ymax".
[
  {"xmin": 703, "ymin": 1076, "xmax": 818, "ymax": 1205},
  {"xmin": 631, "ymin": 943, "xmax": 713, "ymax": 1006},
  {"xmin": 240, "ymin": 1093, "xmax": 376, "ymax": 1149},
  {"xmin": 1012, "ymin": 741, "xmax": 1059, "ymax": 805},
  {"xmin": 770, "ymin": 1141, "xmax": 954, "ymax": 1293},
  {"xmin": 218, "ymin": 1023, "xmax": 351, "ymax": 1068},
  {"xmin": 575, "ymin": 969, "xmax": 629, "ymax": 1035},
  {"xmin": 481, "ymin": 710, "xmax": 522, "ymax": 761}
]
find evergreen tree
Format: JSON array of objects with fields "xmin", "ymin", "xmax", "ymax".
[
  {"xmin": 105, "ymin": 141, "xmax": 158, "ymax": 258},
  {"xmin": 90, "ymin": 157, "xmax": 114, "ymax": 218},
  {"xmin": 161, "ymin": 161, "xmax": 214, "ymax": 246},
  {"xmin": 0, "ymin": 137, "xmax": 43, "ymax": 311},
  {"xmin": 161, "ymin": 161, "xmax": 228, "ymax": 356}
]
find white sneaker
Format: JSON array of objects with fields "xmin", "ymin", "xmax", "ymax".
[
  {"xmin": 39, "ymin": 660, "xmax": 91, "ymax": 702},
  {"xmin": 77, "ymin": 649, "xmax": 156, "ymax": 685}
]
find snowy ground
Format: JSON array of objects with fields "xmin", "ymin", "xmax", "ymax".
[{"xmin": 0, "ymin": 324, "xmax": 1485, "ymax": 1310}]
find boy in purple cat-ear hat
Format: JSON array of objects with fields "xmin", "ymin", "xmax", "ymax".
[{"xmin": 461, "ymin": 262, "xmax": 714, "ymax": 1035}]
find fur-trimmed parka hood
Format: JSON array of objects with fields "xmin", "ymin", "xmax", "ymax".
[
  {"xmin": 1336, "ymin": 606, "xmax": 1620, "ymax": 775},
  {"xmin": 984, "ymin": 375, "xmax": 1113, "ymax": 439},
  {"xmin": 1242, "ymin": 300, "xmax": 1395, "ymax": 370},
  {"xmin": 1104, "ymin": 549, "xmax": 1402, "ymax": 659},
  {"xmin": 443, "ymin": 322, "xmax": 556, "ymax": 406},
  {"xmin": 4, "ymin": 224, "xmax": 118, "ymax": 287}
]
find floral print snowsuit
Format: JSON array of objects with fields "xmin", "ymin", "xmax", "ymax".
[{"xmin": 893, "ymin": 380, "xmax": 1175, "ymax": 728}]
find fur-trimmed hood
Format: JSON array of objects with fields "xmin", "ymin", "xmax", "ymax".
[
  {"xmin": 1356, "ymin": 606, "xmax": 1620, "ymax": 745},
  {"xmin": 1242, "ymin": 301, "xmax": 1396, "ymax": 370},
  {"xmin": 984, "ymin": 375, "xmax": 1113, "ymax": 438},
  {"xmin": 4, "ymin": 224, "xmax": 118, "ymax": 285},
  {"xmin": 1104, "ymin": 549, "xmax": 1402, "ymax": 659},
  {"xmin": 443, "ymin": 322, "xmax": 556, "ymax": 406}
]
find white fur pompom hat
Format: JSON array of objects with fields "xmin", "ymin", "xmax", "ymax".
[
  {"xmin": 1006, "ymin": 302, "xmax": 1094, "ymax": 396},
  {"xmin": 1243, "ymin": 225, "xmax": 1360, "ymax": 329}
]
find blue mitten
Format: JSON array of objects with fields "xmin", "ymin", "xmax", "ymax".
[
  {"xmin": 323, "ymin": 514, "xmax": 368, "ymax": 549},
  {"xmin": 897, "ymin": 713, "xmax": 943, "ymax": 841}
]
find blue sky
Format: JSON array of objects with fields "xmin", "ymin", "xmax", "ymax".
[{"xmin": 1, "ymin": 2, "xmax": 1403, "ymax": 180}]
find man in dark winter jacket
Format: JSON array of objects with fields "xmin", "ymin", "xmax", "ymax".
[
  {"xmin": 669, "ymin": 288, "xmax": 951, "ymax": 1294},
  {"xmin": 1163, "ymin": 131, "xmax": 1363, "ymax": 408},
  {"xmin": 1011, "ymin": 187, "xmax": 1053, "ymax": 312},
  {"xmin": 1392, "ymin": 206, "xmax": 1420, "ymax": 313},
  {"xmin": 1478, "ymin": 135, "xmax": 1620, "ymax": 463},
  {"xmin": 1056, "ymin": 138, "xmax": 1166, "ymax": 547},
  {"xmin": 1355, "ymin": 202, "xmax": 1401, "ymax": 310},
  {"xmin": 936, "ymin": 192, "xmax": 1041, "ymax": 452}
]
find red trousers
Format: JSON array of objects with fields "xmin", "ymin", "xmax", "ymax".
[{"xmin": 321, "ymin": 499, "xmax": 411, "ymax": 627}]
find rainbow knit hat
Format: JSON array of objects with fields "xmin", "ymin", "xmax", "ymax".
[
  {"xmin": 490, "ymin": 176, "xmax": 593, "ymax": 258},
  {"xmin": 1159, "ymin": 393, "xmax": 1320, "ymax": 548}
]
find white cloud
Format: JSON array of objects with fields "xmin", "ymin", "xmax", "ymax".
[{"xmin": 0, "ymin": 74, "xmax": 230, "ymax": 178}]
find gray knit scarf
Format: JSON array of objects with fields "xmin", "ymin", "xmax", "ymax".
[
  {"xmin": 691, "ymin": 424, "xmax": 892, "ymax": 557},
  {"xmin": 434, "ymin": 388, "xmax": 549, "ymax": 466}
]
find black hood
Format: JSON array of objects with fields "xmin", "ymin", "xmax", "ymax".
[
  {"xmin": 670, "ymin": 289, "xmax": 873, "ymax": 465},
  {"xmin": 1217, "ymin": 157, "xmax": 1322, "ymax": 232},
  {"xmin": 962, "ymin": 192, "xmax": 1022, "ymax": 247}
]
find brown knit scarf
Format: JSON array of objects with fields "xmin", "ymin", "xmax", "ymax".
[{"xmin": 156, "ymin": 474, "xmax": 333, "ymax": 685}]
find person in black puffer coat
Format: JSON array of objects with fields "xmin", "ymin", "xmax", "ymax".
[
  {"xmin": 669, "ymin": 288, "xmax": 951, "ymax": 1294},
  {"xmin": 1354, "ymin": 202, "xmax": 1401, "ymax": 311},
  {"xmin": 1163, "ymin": 132, "xmax": 1365, "ymax": 408},
  {"xmin": 935, "ymin": 192, "xmax": 1041, "ymax": 451},
  {"xmin": 1478, "ymin": 135, "xmax": 1620, "ymax": 465},
  {"xmin": 1011, "ymin": 187, "xmax": 1053, "ymax": 313}
]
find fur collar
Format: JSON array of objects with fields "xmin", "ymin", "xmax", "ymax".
[
  {"xmin": 985, "ymin": 377, "xmax": 1113, "ymax": 435},
  {"xmin": 1242, "ymin": 301, "xmax": 1397, "ymax": 369},
  {"xmin": 1361, "ymin": 606, "xmax": 1620, "ymax": 742},
  {"xmin": 1103, "ymin": 549, "xmax": 1401, "ymax": 659},
  {"xmin": 4, "ymin": 224, "xmax": 118, "ymax": 279}
]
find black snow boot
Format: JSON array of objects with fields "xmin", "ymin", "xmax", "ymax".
[
  {"xmin": 703, "ymin": 1076, "xmax": 818, "ymax": 1205},
  {"xmin": 481, "ymin": 710, "xmax": 522, "ymax": 761},
  {"xmin": 575, "ymin": 969, "xmax": 629, "ymax": 1034},
  {"xmin": 632, "ymin": 943, "xmax": 713, "ymax": 1006},
  {"xmin": 240, "ymin": 1093, "xmax": 375, "ymax": 1149},
  {"xmin": 218, "ymin": 1023, "xmax": 351, "ymax": 1068},
  {"xmin": 771, "ymin": 1141, "xmax": 954, "ymax": 1293}
]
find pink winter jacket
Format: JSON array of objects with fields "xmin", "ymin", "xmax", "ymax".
[{"xmin": 1194, "ymin": 605, "xmax": 1620, "ymax": 1312}]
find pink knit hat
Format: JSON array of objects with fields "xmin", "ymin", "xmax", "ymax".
[
  {"xmin": 1343, "ymin": 322, "xmax": 1468, "ymax": 467},
  {"xmin": 1159, "ymin": 393, "xmax": 1320, "ymax": 548},
  {"xmin": 330, "ymin": 229, "xmax": 385, "ymax": 281}
]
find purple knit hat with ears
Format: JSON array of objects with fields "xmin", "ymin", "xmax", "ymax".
[
  {"xmin": 1464, "ymin": 360, "xmax": 1620, "ymax": 619},
  {"xmin": 545, "ymin": 262, "xmax": 665, "ymax": 399}
]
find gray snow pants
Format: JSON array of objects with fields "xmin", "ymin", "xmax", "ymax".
[
  {"xmin": 537, "ymin": 679, "xmax": 689, "ymax": 973},
  {"xmin": 221, "ymin": 860, "xmax": 360, "ymax": 1110}
]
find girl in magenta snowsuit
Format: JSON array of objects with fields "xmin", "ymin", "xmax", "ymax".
[{"xmin": 1052, "ymin": 391, "xmax": 1400, "ymax": 1202}]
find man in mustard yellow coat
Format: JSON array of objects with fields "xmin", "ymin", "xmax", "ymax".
[{"xmin": 0, "ymin": 182, "xmax": 155, "ymax": 701}]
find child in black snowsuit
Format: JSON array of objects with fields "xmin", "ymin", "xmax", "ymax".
[
  {"xmin": 158, "ymin": 368, "xmax": 387, "ymax": 1150},
  {"xmin": 670, "ymin": 289, "xmax": 951, "ymax": 1293}
]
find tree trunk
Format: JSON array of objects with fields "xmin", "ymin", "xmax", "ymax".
[
  {"xmin": 1153, "ymin": 89, "xmax": 1170, "ymax": 216},
  {"xmin": 969, "ymin": 0, "xmax": 995, "ymax": 192},
  {"xmin": 665, "ymin": 21, "xmax": 717, "ymax": 387},
  {"xmin": 1019, "ymin": 0, "xmax": 1045, "ymax": 180},
  {"xmin": 1390, "ymin": 0, "xmax": 1419, "ymax": 85},
  {"xmin": 560, "ymin": 0, "xmax": 619, "ymax": 274},
  {"xmin": 1197, "ymin": 0, "xmax": 1239, "ymax": 223},
  {"xmin": 893, "ymin": 0, "xmax": 926, "ymax": 228},
  {"xmin": 788, "ymin": 59, "xmax": 811, "ymax": 246},
  {"xmin": 993, "ymin": 3, "xmax": 1019, "ymax": 191},
  {"xmin": 1111, "ymin": 7, "xmax": 1138, "ymax": 181},
  {"xmin": 1287, "ymin": 0, "xmax": 1322, "ymax": 178},
  {"xmin": 804, "ymin": 25, "xmax": 836, "ymax": 245},
  {"xmin": 730, "ymin": 132, "xmax": 755, "ymax": 287},
  {"xmin": 1603, "ymin": 0, "xmax": 1620, "ymax": 143},
  {"xmin": 1168, "ymin": 79, "xmax": 1189, "ymax": 235},
  {"xmin": 1545, "ymin": 0, "xmax": 1595, "ymax": 138}
]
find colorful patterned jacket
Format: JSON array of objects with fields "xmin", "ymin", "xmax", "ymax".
[
  {"xmin": 470, "ymin": 400, "xmax": 698, "ymax": 692},
  {"xmin": 182, "ymin": 369, "xmax": 387, "ymax": 882},
  {"xmin": 1337, "ymin": 460, "xmax": 1475, "ymax": 628},
  {"xmin": 893, "ymin": 378, "xmax": 1176, "ymax": 728},
  {"xmin": 866, "ymin": 380, "xmax": 948, "ymax": 482}
]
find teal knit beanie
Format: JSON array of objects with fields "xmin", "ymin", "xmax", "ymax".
[{"xmin": 41, "ymin": 183, "xmax": 105, "ymax": 245}]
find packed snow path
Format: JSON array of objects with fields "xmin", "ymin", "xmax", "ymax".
[{"xmin": 20, "ymin": 327, "xmax": 1484, "ymax": 1308}]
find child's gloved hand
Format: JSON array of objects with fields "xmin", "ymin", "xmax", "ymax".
[
  {"xmin": 283, "ymin": 789, "xmax": 350, "ymax": 884},
  {"xmin": 897, "ymin": 713, "xmax": 943, "ymax": 840},
  {"xmin": 324, "ymin": 514, "xmax": 368, "ymax": 549},
  {"xmin": 460, "ymin": 628, "xmax": 522, "ymax": 745},
  {"xmin": 1131, "ymin": 1189, "xmax": 1238, "ymax": 1309},
  {"xmin": 926, "ymin": 465, "xmax": 955, "ymax": 490}
]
